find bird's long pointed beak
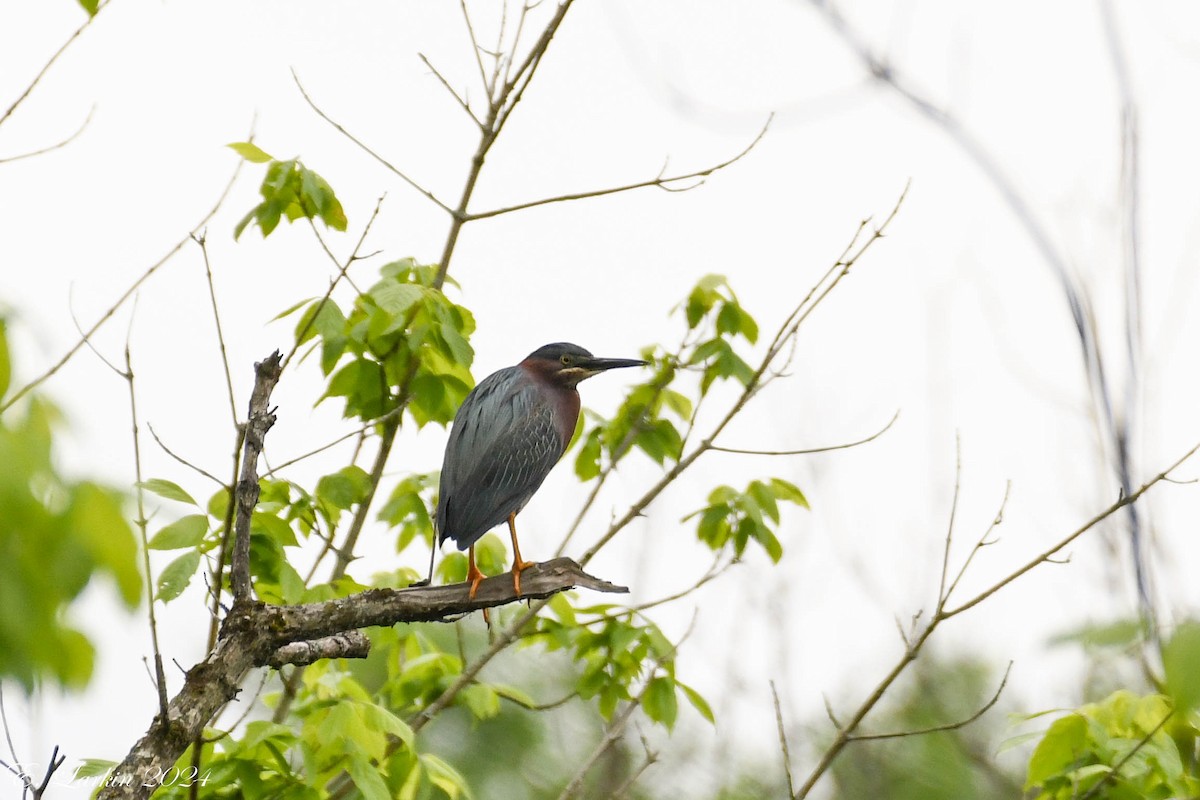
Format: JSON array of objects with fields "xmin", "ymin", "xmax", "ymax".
[{"xmin": 582, "ymin": 356, "xmax": 648, "ymax": 373}]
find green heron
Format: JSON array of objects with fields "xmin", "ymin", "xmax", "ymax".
[{"xmin": 432, "ymin": 342, "xmax": 646, "ymax": 598}]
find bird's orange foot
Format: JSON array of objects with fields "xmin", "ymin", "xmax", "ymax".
[
  {"xmin": 511, "ymin": 559, "xmax": 534, "ymax": 596},
  {"xmin": 466, "ymin": 562, "xmax": 485, "ymax": 601}
]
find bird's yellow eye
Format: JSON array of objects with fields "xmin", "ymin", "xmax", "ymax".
[{"xmin": 560, "ymin": 354, "xmax": 571, "ymax": 366}]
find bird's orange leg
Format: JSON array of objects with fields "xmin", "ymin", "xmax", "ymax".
[
  {"xmin": 507, "ymin": 512, "xmax": 535, "ymax": 596},
  {"xmin": 466, "ymin": 544, "xmax": 485, "ymax": 600}
]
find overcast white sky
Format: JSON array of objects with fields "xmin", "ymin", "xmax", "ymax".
[{"xmin": 4, "ymin": 0, "xmax": 1200, "ymax": 795}]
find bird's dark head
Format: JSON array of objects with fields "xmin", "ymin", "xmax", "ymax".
[{"xmin": 521, "ymin": 342, "xmax": 647, "ymax": 388}]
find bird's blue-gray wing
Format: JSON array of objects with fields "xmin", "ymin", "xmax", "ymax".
[{"xmin": 436, "ymin": 368, "xmax": 567, "ymax": 550}]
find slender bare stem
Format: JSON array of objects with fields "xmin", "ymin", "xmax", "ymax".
[
  {"xmin": 0, "ymin": 106, "xmax": 94, "ymax": 164},
  {"xmin": 465, "ymin": 118, "xmax": 770, "ymax": 222},
  {"xmin": 122, "ymin": 344, "xmax": 171, "ymax": 719},
  {"xmin": 418, "ymin": 53, "xmax": 482, "ymax": 128},
  {"xmin": 193, "ymin": 234, "xmax": 239, "ymax": 427},
  {"xmin": 0, "ymin": 3, "xmax": 106, "ymax": 129},
  {"xmin": 292, "ymin": 71, "xmax": 452, "ymax": 215},
  {"xmin": 710, "ymin": 410, "xmax": 898, "ymax": 456},
  {"xmin": 146, "ymin": 423, "xmax": 224, "ymax": 487},
  {"xmin": 845, "ymin": 662, "xmax": 1012, "ymax": 741},
  {"xmin": 772, "ymin": 681, "xmax": 797, "ymax": 796}
]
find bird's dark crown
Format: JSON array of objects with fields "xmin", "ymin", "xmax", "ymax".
[{"xmin": 525, "ymin": 342, "xmax": 594, "ymax": 363}]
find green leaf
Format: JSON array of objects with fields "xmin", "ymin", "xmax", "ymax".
[
  {"xmin": 1164, "ymin": 621, "xmax": 1200, "ymax": 713},
  {"xmin": 421, "ymin": 754, "xmax": 469, "ymax": 800},
  {"xmin": 770, "ymin": 477, "xmax": 810, "ymax": 509},
  {"xmin": 226, "ymin": 141, "xmax": 275, "ymax": 163},
  {"xmin": 156, "ymin": 549, "xmax": 201, "ymax": 602},
  {"xmin": 643, "ymin": 676, "xmax": 678, "ymax": 730},
  {"xmin": 348, "ymin": 752, "xmax": 392, "ymax": 800},
  {"xmin": 77, "ymin": 0, "xmax": 99, "ymax": 15},
  {"xmin": 461, "ymin": 684, "xmax": 501, "ymax": 720},
  {"xmin": 138, "ymin": 478, "xmax": 197, "ymax": 506},
  {"xmin": 1026, "ymin": 714, "xmax": 1088, "ymax": 789},
  {"xmin": 148, "ymin": 514, "xmax": 208, "ymax": 550},
  {"xmin": 679, "ymin": 682, "xmax": 715, "ymax": 725},
  {"xmin": 359, "ymin": 703, "xmax": 415, "ymax": 748}
]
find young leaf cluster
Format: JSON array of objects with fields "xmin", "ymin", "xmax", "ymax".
[
  {"xmin": 287, "ymin": 259, "xmax": 475, "ymax": 426},
  {"xmin": 685, "ymin": 478, "xmax": 809, "ymax": 563},
  {"xmin": 527, "ymin": 595, "xmax": 713, "ymax": 731},
  {"xmin": 1024, "ymin": 690, "xmax": 1199, "ymax": 799},
  {"xmin": 229, "ymin": 142, "xmax": 348, "ymax": 240}
]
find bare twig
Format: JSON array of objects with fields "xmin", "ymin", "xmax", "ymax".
[
  {"xmin": 610, "ymin": 730, "xmax": 658, "ymax": 800},
  {"xmin": 146, "ymin": 423, "xmax": 224, "ymax": 487},
  {"xmin": 292, "ymin": 71, "xmax": 453, "ymax": 215},
  {"xmin": 466, "ymin": 117, "xmax": 771, "ymax": 222},
  {"xmin": 845, "ymin": 661, "xmax": 1012, "ymax": 741},
  {"xmin": 710, "ymin": 410, "xmax": 898, "ymax": 456},
  {"xmin": 459, "ymin": 0, "xmax": 493, "ymax": 102},
  {"xmin": 0, "ymin": 2, "xmax": 106, "ymax": 129},
  {"xmin": 124, "ymin": 344, "xmax": 170, "ymax": 719},
  {"xmin": 194, "ymin": 234, "xmax": 239, "ymax": 427},
  {"xmin": 283, "ymin": 194, "xmax": 386, "ymax": 371},
  {"xmin": 942, "ymin": 440, "xmax": 1200, "ymax": 619},
  {"xmin": 0, "ymin": 106, "xmax": 94, "ymax": 164},
  {"xmin": 419, "ymin": 53, "xmax": 482, "ymax": 128},
  {"xmin": 772, "ymin": 681, "xmax": 796, "ymax": 796},
  {"xmin": 936, "ymin": 435, "xmax": 963, "ymax": 609}
]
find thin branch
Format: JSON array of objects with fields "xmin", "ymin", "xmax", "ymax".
[
  {"xmin": 194, "ymin": 233, "xmax": 238, "ymax": 427},
  {"xmin": 282, "ymin": 195, "xmax": 386, "ymax": 372},
  {"xmin": 0, "ymin": 688, "xmax": 21, "ymax": 775},
  {"xmin": 0, "ymin": 160, "xmax": 243, "ymax": 414},
  {"xmin": 291, "ymin": 71, "xmax": 453, "ymax": 215},
  {"xmin": 30, "ymin": 745, "xmax": 65, "ymax": 800},
  {"xmin": 459, "ymin": 0, "xmax": 493, "ymax": 102},
  {"xmin": 418, "ymin": 53, "xmax": 483, "ymax": 128},
  {"xmin": 710, "ymin": 410, "xmax": 898, "ymax": 456},
  {"xmin": 610, "ymin": 730, "xmax": 658, "ymax": 800},
  {"xmin": 124, "ymin": 343, "xmax": 170, "ymax": 719},
  {"xmin": 0, "ymin": 2, "xmax": 106, "ymax": 129},
  {"xmin": 0, "ymin": 106, "xmax": 94, "ymax": 164},
  {"xmin": 146, "ymin": 423, "xmax": 225, "ymax": 487},
  {"xmin": 845, "ymin": 661, "xmax": 1012, "ymax": 741},
  {"xmin": 771, "ymin": 681, "xmax": 796, "ymax": 797},
  {"xmin": 942, "ymin": 439, "xmax": 1200, "ymax": 619},
  {"xmin": 464, "ymin": 116, "xmax": 771, "ymax": 222},
  {"xmin": 941, "ymin": 480, "xmax": 1010, "ymax": 605},
  {"xmin": 935, "ymin": 435, "xmax": 963, "ymax": 609}
]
